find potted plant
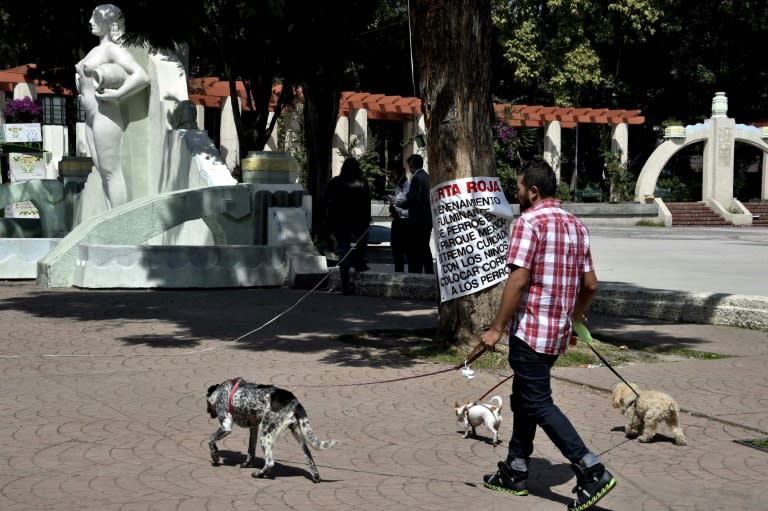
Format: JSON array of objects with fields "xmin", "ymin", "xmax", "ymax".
[
  {"xmin": 3, "ymin": 97, "xmax": 43, "ymax": 124},
  {"xmin": 661, "ymin": 118, "xmax": 685, "ymax": 138}
]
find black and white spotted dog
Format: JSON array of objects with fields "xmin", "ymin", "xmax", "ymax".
[{"xmin": 207, "ymin": 377, "xmax": 338, "ymax": 482}]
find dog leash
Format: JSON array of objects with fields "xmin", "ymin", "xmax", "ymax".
[
  {"xmin": 288, "ymin": 365, "xmax": 458, "ymax": 387},
  {"xmin": 476, "ymin": 373, "xmax": 514, "ymax": 402},
  {"xmin": 573, "ymin": 322, "xmax": 641, "ymax": 399},
  {"xmin": 289, "ymin": 344, "xmax": 494, "ymax": 388},
  {"xmin": 228, "ymin": 228, "xmax": 372, "ymax": 344},
  {"xmin": 457, "ymin": 341, "xmax": 515, "ymax": 402}
]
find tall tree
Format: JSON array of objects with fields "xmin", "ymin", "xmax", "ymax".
[
  {"xmin": 410, "ymin": 0, "xmax": 501, "ymax": 345},
  {"xmin": 492, "ymin": 0, "xmax": 667, "ymax": 107}
]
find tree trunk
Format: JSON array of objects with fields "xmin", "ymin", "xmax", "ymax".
[
  {"xmin": 302, "ymin": 79, "xmax": 340, "ymax": 236},
  {"xmin": 410, "ymin": 0, "xmax": 503, "ymax": 346}
]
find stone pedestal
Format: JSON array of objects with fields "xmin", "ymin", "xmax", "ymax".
[{"xmin": 241, "ymin": 151, "xmax": 297, "ymax": 184}]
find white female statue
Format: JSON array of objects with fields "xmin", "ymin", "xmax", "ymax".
[{"xmin": 75, "ymin": 4, "xmax": 150, "ymax": 209}]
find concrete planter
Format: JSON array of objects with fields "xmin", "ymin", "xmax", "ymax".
[{"xmin": 663, "ymin": 125, "xmax": 686, "ymax": 138}]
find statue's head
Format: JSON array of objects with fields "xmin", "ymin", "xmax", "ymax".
[{"xmin": 92, "ymin": 4, "xmax": 125, "ymax": 43}]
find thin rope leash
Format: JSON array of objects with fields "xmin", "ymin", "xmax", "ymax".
[
  {"xmin": 288, "ymin": 365, "xmax": 458, "ymax": 388},
  {"xmin": 228, "ymin": 227, "xmax": 371, "ymax": 343},
  {"xmin": 0, "ymin": 229, "xmax": 370, "ymax": 359}
]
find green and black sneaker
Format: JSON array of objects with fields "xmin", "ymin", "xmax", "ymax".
[
  {"xmin": 482, "ymin": 461, "xmax": 529, "ymax": 496},
  {"xmin": 569, "ymin": 463, "xmax": 616, "ymax": 510}
]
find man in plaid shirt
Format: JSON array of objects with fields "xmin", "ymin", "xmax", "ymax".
[{"xmin": 479, "ymin": 161, "xmax": 616, "ymax": 511}]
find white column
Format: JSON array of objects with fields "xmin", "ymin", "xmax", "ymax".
[
  {"xmin": 42, "ymin": 125, "xmax": 68, "ymax": 179},
  {"xmin": 75, "ymin": 122, "xmax": 91, "ymax": 157},
  {"xmin": 703, "ymin": 117, "xmax": 735, "ymax": 203},
  {"xmin": 349, "ymin": 108, "xmax": 368, "ymax": 157},
  {"xmin": 762, "ymin": 154, "xmax": 768, "ymax": 200},
  {"xmin": 611, "ymin": 122, "xmax": 629, "ymax": 165},
  {"xmin": 331, "ymin": 115, "xmax": 349, "ymax": 178},
  {"xmin": 13, "ymin": 82, "xmax": 37, "ymax": 100},
  {"xmin": 544, "ymin": 121, "xmax": 562, "ymax": 182},
  {"xmin": 219, "ymin": 96, "xmax": 240, "ymax": 172},
  {"xmin": 195, "ymin": 104, "xmax": 205, "ymax": 131}
]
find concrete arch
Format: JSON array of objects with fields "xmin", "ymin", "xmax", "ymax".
[
  {"xmin": 635, "ymin": 126, "xmax": 709, "ymax": 201},
  {"xmin": 635, "ymin": 122, "xmax": 768, "ymax": 202}
]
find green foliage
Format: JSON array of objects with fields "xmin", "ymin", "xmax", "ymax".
[
  {"xmin": 336, "ymin": 134, "xmax": 385, "ymax": 193},
  {"xmin": 656, "ymin": 176, "xmax": 692, "ymax": 202},
  {"xmin": 276, "ymin": 104, "xmax": 307, "ymax": 186},
  {"xmin": 335, "ymin": 328, "xmax": 728, "ymax": 371},
  {"xmin": 492, "ymin": 0, "xmax": 665, "ymax": 105},
  {"xmin": 661, "ymin": 118, "xmax": 684, "ymax": 127},
  {"xmin": 492, "ymin": 110, "xmax": 537, "ymax": 200},
  {"xmin": 635, "ymin": 219, "xmax": 665, "ymax": 227},
  {"xmin": 603, "ymin": 150, "xmax": 636, "ymax": 202},
  {"xmin": 556, "ymin": 180, "xmax": 572, "ymax": 201}
]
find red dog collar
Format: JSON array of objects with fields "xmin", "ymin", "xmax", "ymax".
[{"xmin": 227, "ymin": 378, "xmax": 242, "ymax": 415}]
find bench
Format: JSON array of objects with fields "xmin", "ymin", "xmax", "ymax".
[{"xmin": 574, "ymin": 185, "xmax": 605, "ymax": 202}]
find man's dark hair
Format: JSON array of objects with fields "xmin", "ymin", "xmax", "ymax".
[
  {"xmin": 519, "ymin": 159, "xmax": 557, "ymax": 198},
  {"xmin": 407, "ymin": 154, "xmax": 423, "ymax": 169}
]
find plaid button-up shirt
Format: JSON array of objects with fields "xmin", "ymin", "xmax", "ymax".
[{"xmin": 506, "ymin": 199, "xmax": 594, "ymax": 355}]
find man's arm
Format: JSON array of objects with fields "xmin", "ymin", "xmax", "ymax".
[
  {"xmin": 400, "ymin": 171, "xmax": 425, "ymax": 209},
  {"xmin": 572, "ymin": 270, "xmax": 598, "ymax": 321},
  {"xmin": 480, "ymin": 265, "xmax": 530, "ymax": 350}
]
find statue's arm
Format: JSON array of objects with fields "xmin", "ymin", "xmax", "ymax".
[{"xmin": 95, "ymin": 47, "xmax": 150, "ymax": 101}]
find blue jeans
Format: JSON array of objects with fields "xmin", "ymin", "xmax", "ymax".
[{"xmin": 506, "ymin": 336, "xmax": 590, "ymax": 466}]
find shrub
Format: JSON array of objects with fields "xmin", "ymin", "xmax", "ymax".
[
  {"xmin": 656, "ymin": 176, "xmax": 692, "ymax": 202},
  {"xmin": 3, "ymin": 97, "xmax": 43, "ymax": 123},
  {"xmin": 603, "ymin": 151, "xmax": 636, "ymax": 202}
]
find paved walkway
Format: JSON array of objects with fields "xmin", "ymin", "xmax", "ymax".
[{"xmin": 0, "ymin": 226, "xmax": 766, "ymax": 510}]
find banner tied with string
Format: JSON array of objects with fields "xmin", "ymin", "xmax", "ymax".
[{"xmin": 431, "ymin": 176, "xmax": 514, "ymax": 302}]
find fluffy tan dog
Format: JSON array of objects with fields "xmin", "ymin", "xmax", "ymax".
[{"xmin": 611, "ymin": 382, "xmax": 687, "ymax": 446}]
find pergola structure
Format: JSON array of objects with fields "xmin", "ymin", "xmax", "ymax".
[
  {"xmin": 0, "ymin": 64, "xmax": 61, "ymax": 94},
  {"xmin": 1, "ymin": 66, "xmax": 645, "ymax": 178},
  {"xmin": 493, "ymin": 104, "xmax": 644, "ymax": 128}
]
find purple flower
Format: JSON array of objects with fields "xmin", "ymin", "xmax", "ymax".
[{"xmin": 3, "ymin": 97, "xmax": 43, "ymax": 123}]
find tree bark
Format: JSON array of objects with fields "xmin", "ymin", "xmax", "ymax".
[
  {"xmin": 410, "ymin": 0, "xmax": 503, "ymax": 346},
  {"xmin": 302, "ymin": 79, "xmax": 340, "ymax": 235}
]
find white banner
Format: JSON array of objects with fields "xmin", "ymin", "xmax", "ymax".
[
  {"xmin": 5, "ymin": 152, "xmax": 46, "ymax": 218},
  {"xmin": 1, "ymin": 123, "xmax": 43, "ymax": 143},
  {"xmin": 431, "ymin": 177, "xmax": 514, "ymax": 302}
]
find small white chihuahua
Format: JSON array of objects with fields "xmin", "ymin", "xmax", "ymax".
[{"xmin": 454, "ymin": 396, "xmax": 503, "ymax": 445}]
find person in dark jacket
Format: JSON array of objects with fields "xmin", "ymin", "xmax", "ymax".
[
  {"xmin": 326, "ymin": 158, "xmax": 371, "ymax": 293},
  {"xmin": 398, "ymin": 154, "xmax": 433, "ymax": 274},
  {"xmin": 387, "ymin": 163, "xmax": 410, "ymax": 272}
]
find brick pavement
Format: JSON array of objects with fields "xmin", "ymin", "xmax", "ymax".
[{"xmin": 0, "ymin": 283, "xmax": 766, "ymax": 510}]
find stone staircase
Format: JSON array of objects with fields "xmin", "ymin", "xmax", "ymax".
[
  {"xmin": 666, "ymin": 202, "xmax": 731, "ymax": 226},
  {"xmin": 743, "ymin": 202, "xmax": 768, "ymax": 227}
]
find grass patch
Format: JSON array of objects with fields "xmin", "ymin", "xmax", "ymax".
[
  {"xmin": 735, "ymin": 438, "xmax": 768, "ymax": 453},
  {"xmin": 333, "ymin": 328, "xmax": 729, "ymax": 370},
  {"xmin": 635, "ymin": 219, "xmax": 666, "ymax": 227},
  {"xmin": 588, "ymin": 333, "xmax": 728, "ymax": 361}
]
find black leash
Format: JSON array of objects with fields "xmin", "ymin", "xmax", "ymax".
[{"xmin": 575, "ymin": 322, "xmax": 641, "ymax": 399}]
